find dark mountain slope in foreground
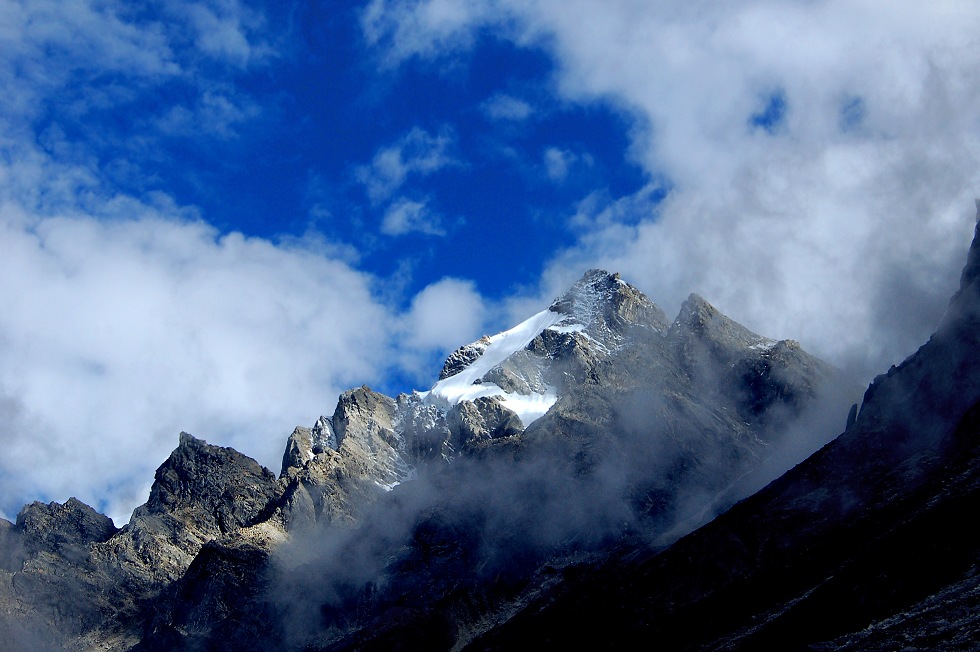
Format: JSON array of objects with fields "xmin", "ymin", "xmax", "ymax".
[{"xmin": 469, "ymin": 216, "xmax": 980, "ymax": 651}]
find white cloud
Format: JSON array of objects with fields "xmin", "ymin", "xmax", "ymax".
[
  {"xmin": 365, "ymin": 0, "xmax": 980, "ymax": 383},
  {"xmin": 156, "ymin": 89, "xmax": 262, "ymax": 139},
  {"xmin": 0, "ymin": 144, "xmax": 488, "ymax": 525},
  {"xmin": 356, "ymin": 127, "xmax": 457, "ymax": 204},
  {"xmin": 175, "ymin": 0, "xmax": 273, "ymax": 67},
  {"xmin": 380, "ymin": 198, "xmax": 446, "ymax": 236},
  {"xmin": 396, "ymin": 277, "xmax": 487, "ymax": 379},
  {"xmin": 361, "ymin": 0, "xmax": 503, "ymax": 65},
  {"xmin": 0, "ymin": 0, "xmax": 178, "ymax": 128},
  {"xmin": 0, "ymin": 198, "xmax": 395, "ymax": 524},
  {"xmin": 482, "ymin": 93, "xmax": 533, "ymax": 121}
]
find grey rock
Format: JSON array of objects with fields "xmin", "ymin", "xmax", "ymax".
[
  {"xmin": 0, "ymin": 518, "xmax": 20, "ymax": 573},
  {"xmin": 274, "ymin": 387, "xmax": 415, "ymax": 531},
  {"xmin": 275, "ymin": 445, "xmax": 381, "ymax": 531},
  {"xmin": 439, "ymin": 337, "xmax": 490, "ymax": 380},
  {"xmin": 146, "ymin": 432, "xmax": 280, "ymax": 539},
  {"xmin": 447, "ymin": 399, "xmax": 490, "ymax": 446},
  {"xmin": 331, "ymin": 385, "xmax": 410, "ymax": 487},
  {"xmin": 465, "ymin": 203, "xmax": 980, "ymax": 652},
  {"xmin": 474, "ymin": 396, "xmax": 524, "ymax": 439},
  {"xmin": 0, "ymin": 262, "xmax": 866, "ymax": 652},
  {"xmin": 281, "ymin": 426, "xmax": 314, "ymax": 477},
  {"xmin": 16, "ymin": 497, "xmax": 117, "ymax": 560},
  {"xmin": 550, "ymin": 268, "xmax": 670, "ymax": 338},
  {"xmin": 447, "ymin": 396, "xmax": 525, "ymax": 449},
  {"xmin": 480, "ymin": 349, "xmax": 549, "ymax": 395}
]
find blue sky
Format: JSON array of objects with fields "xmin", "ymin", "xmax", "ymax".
[{"xmin": 2, "ymin": 0, "xmax": 980, "ymax": 523}]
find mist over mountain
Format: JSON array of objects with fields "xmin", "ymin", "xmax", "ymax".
[{"xmin": 5, "ymin": 206, "xmax": 980, "ymax": 650}]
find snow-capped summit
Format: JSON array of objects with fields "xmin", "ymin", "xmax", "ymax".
[{"xmin": 426, "ymin": 269, "xmax": 668, "ymax": 428}]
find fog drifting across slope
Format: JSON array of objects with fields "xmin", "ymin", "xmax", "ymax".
[{"xmin": 268, "ymin": 292, "xmax": 860, "ymax": 649}]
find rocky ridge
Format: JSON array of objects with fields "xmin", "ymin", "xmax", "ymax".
[{"xmin": 0, "ymin": 266, "xmax": 855, "ymax": 651}]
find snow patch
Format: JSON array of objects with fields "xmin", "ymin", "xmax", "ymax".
[
  {"xmin": 499, "ymin": 390, "xmax": 559, "ymax": 426},
  {"xmin": 427, "ymin": 309, "xmax": 564, "ymax": 425},
  {"xmin": 547, "ymin": 323, "xmax": 585, "ymax": 334}
]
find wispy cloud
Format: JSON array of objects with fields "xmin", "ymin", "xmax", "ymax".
[
  {"xmin": 356, "ymin": 126, "xmax": 458, "ymax": 204},
  {"xmin": 175, "ymin": 0, "xmax": 275, "ymax": 67},
  {"xmin": 542, "ymin": 146, "xmax": 589, "ymax": 183},
  {"xmin": 380, "ymin": 198, "xmax": 446, "ymax": 237},
  {"xmin": 155, "ymin": 89, "xmax": 262, "ymax": 139}
]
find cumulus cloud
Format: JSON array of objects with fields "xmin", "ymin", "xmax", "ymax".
[
  {"xmin": 356, "ymin": 127, "xmax": 458, "ymax": 204},
  {"xmin": 395, "ymin": 277, "xmax": 487, "ymax": 379},
  {"xmin": 0, "ymin": 199, "xmax": 395, "ymax": 524},
  {"xmin": 364, "ymin": 0, "xmax": 980, "ymax": 384}
]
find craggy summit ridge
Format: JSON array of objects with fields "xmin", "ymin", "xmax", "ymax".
[{"xmin": 0, "ymin": 266, "xmax": 855, "ymax": 651}]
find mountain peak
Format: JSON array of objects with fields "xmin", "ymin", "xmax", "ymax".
[
  {"xmin": 670, "ymin": 292, "xmax": 776, "ymax": 353},
  {"xmin": 549, "ymin": 268, "xmax": 668, "ymax": 333}
]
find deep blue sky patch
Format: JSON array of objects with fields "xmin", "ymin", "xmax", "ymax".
[{"xmin": 750, "ymin": 90, "xmax": 787, "ymax": 133}]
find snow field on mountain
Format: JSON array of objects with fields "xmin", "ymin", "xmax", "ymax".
[{"xmin": 426, "ymin": 308, "xmax": 567, "ymax": 425}]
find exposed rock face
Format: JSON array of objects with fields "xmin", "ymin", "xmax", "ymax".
[
  {"xmin": 96, "ymin": 433, "xmax": 282, "ymax": 590},
  {"xmin": 0, "ymin": 499, "xmax": 122, "ymax": 651},
  {"xmin": 395, "ymin": 392, "xmax": 454, "ymax": 464},
  {"xmin": 0, "ymin": 433, "xmax": 286, "ymax": 652},
  {"xmin": 439, "ymin": 336, "xmax": 490, "ymax": 380},
  {"xmin": 148, "ymin": 433, "xmax": 280, "ymax": 537},
  {"xmin": 550, "ymin": 268, "xmax": 670, "ymax": 337},
  {"xmin": 668, "ymin": 292, "xmax": 835, "ymax": 428},
  {"xmin": 17, "ymin": 497, "xmax": 117, "ymax": 560},
  {"xmin": 256, "ymin": 271, "xmax": 855, "ymax": 652},
  {"xmin": 280, "ymin": 426, "xmax": 314, "ymax": 477},
  {"xmin": 331, "ymin": 386, "xmax": 410, "ymax": 488},
  {"xmin": 447, "ymin": 396, "xmax": 524, "ymax": 448}
]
